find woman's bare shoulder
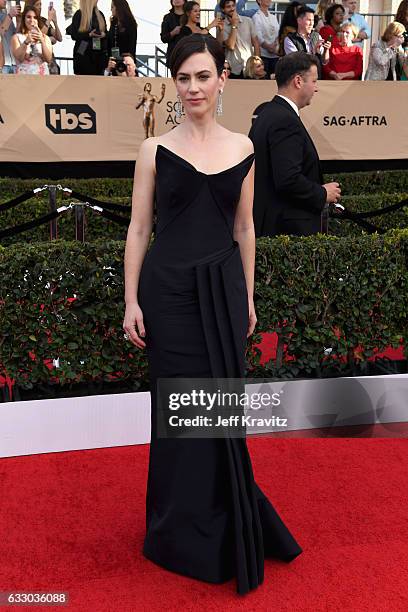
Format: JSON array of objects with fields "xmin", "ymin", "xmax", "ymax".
[
  {"xmin": 136, "ymin": 137, "xmax": 161, "ymax": 170},
  {"xmin": 221, "ymin": 128, "xmax": 254, "ymax": 157}
]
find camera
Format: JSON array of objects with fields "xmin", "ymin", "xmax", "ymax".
[
  {"xmin": 110, "ymin": 56, "xmax": 127, "ymax": 75},
  {"xmin": 402, "ymin": 31, "xmax": 408, "ymax": 49}
]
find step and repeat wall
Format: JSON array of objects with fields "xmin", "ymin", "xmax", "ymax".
[{"xmin": 0, "ymin": 75, "xmax": 406, "ymax": 163}]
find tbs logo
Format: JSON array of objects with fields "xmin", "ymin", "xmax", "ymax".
[{"xmin": 45, "ymin": 104, "xmax": 96, "ymax": 134}]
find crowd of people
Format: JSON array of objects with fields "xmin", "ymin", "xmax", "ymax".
[
  {"xmin": 162, "ymin": 0, "xmax": 408, "ymax": 81},
  {"xmin": 0, "ymin": 0, "xmax": 138, "ymax": 76},
  {"xmin": 1, "ymin": 0, "xmax": 407, "ymax": 80}
]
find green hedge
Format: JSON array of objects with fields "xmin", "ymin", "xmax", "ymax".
[
  {"xmin": 1, "ymin": 233, "xmax": 407, "ymax": 392},
  {"xmin": 253, "ymin": 232, "xmax": 407, "ymax": 377}
]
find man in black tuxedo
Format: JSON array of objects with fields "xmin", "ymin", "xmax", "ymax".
[{"xmin": 249, "ymin": 52, "xmax": 341, "ymax": 237}]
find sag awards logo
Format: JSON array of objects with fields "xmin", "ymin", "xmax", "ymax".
[
  {"xmin": 323, "ymin": 115, "xmax": 388, "ymax": 127},
  {"xmin": 134, "ymin": 82, "xmax": 184, "ymax": 139},
  {"xmin": 45, "ymin": 104, "xmax": 97, "ymax": 134}
]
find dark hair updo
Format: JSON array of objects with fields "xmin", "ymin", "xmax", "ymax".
[{"xmin": 169, "ymin": 33, "xmax": 225, "ymax": 78}]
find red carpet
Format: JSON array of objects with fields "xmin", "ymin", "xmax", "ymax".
[{"xmin": 1, "ymin": 438, "xmax": 408, "ymax": 611}]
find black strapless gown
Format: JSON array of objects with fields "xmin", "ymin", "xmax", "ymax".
[{"xmin": 138, "ymin": 144, "xmax": 302, "ymax": 595}]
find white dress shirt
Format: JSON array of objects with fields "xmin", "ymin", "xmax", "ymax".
[
  {"xmin": 252, "ymin": 8, "xmax": 279, "ymax": 59},
  {"xmin": 276, "ymin": 94, "xmax": 299, "ymax": 116}
]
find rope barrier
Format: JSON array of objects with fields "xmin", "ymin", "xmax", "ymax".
[
  {"xmin": 342, "ymin": 197, "xmax": 408, "ymax": 220},
  {"xmin": 0, "ymin": 202, "xmax": 129, "ymax": 240},
  {"xmin": 68, "ymin": 190, "xmax": 131, "ymax": 214},
  {"xmin": 0, "ymin": 188, "xmax": 46, "ymax": 213},
  {"xmin": 0, "ymin": 210, "xmax": 59, "ymax": 239},
  {"xmin": 1, "ymin": 185, "xmax": 406, "ymax": 240},
  {"xmin": 333, "ymin": 209, "xmax": 385, "ymax": 234}
]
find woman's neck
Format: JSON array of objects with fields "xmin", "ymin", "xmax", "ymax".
[
  {"xmin": 179, "ymin": 115, "xmax": 219, "ymax": 142},
  {"xmin": 260, "ymin": 6, "xmax": 269, "ymax": 16},
  {"xmin": 174, "ymin": 7, "xmax": 184, "ymax": 15}
]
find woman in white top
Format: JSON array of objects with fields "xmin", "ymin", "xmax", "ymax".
[
  {"xmin": 252, "ymin": 0, "xmax": 279, "ymax": 77},
  {"xmin": 11, "ymin": 5, "xmax": 52, "ymax": 74}
]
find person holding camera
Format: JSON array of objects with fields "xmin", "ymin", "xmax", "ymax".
[
  {"xmin": 0, "ymin": 0, "xmax": 21, "ymax": 73},
  {"xmin": 104, "ymin": 52, "xmax": 137, "ymax": 76},
  {"xmin": 28, "ymin": 1, "xmax": 62, "ymax": 74},
  {"xmin": 365, "ymin": 21, "xmax": 406, "ymax": 80},
  {"xmin": 30, "ymin": 0, "xmax": 62, "ymax": 43},
  {"xmin": 319, "ymin": 3, "xmax": 345, "ymax": 47},
  {"xmin": 107, "ymin": 0, "xmax": 137, "ymax": 60},
  {"xmin": 217, "ymin": 0, "xmax": 260, "ymax": 78},
  {"xmin": 68, "ymin": 0, "xmax": 108, "ymax": 75},
  {"xmin": 11, "ymin": 5, "xmax": 52, "ymax": 74}
]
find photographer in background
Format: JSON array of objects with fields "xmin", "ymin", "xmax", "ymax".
[
  {"xmin": 0, "ymin": 0, "xmax": 21, "ymax": 73},
  {"xmin": 104, "ymin": 52, "xmax": 138, "ymax": 76}
]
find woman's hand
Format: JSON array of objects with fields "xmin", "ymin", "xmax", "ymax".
[
  {"xmin": 123, "ymin": 302, "xmax": 146, "ymax": 349},
  {"xmin": 48, "ymin": 7, "xmax": 57, "ymax": 23},
  {"xmin": 207, "ymin": 17, "xmax": 223, "ymax": 30},
  {"xmin": 30, "ymin": 27, "xmax": 42, "ymax": 44},
  {"xmin": 170, "ymin": 25, "xmax": 181, "ymax": 37},
  {"xmin": 89, "ymin": 29, "xmax": 105, "ymax": 38},
  {"xmin": 247, "ymin": 299, "xmax": 257, "ymax": 338},
  {"xmin": 24, "ymin": 30, "xmax": 35, "ymax": 45}
]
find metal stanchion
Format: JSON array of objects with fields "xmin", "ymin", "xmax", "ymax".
[
  {"xmin": 320, "ymin": 203, "xmax": 329, "ymax": 234},
  {"xmin": 48, "ymin": 185, "xmax": 58, "ymax": 240},
  {"xmin": 74, "ymin": 204, "xmax": 85, "ymax": 242}
]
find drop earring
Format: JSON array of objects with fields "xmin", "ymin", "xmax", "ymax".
[
  {"xmin": 216, "ymin": 90, "xmax": 223, "ymax": 116},
  {"xmin": 175, "ymin": 94, "xmax": 183, "ymax": 119}
]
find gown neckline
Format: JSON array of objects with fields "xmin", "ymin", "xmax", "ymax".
[{"xmin": 156, "ymin": 144, "xmax": 254, "ymax": 177}]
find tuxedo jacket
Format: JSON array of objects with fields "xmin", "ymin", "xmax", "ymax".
[{"xmin": 248, "ymin": 95, "xmax": 327, "ymax": 237}]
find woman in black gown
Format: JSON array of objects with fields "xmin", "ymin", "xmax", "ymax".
[{"xmin": 123, "ymin": 34, "xmax": 302, "ymax": 595}]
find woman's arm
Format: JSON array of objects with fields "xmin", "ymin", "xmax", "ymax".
[
  {"xmin": 233, "ymin": 137, "xmax": 257, "ymax": 337},
  {"xmin": 129, "ymin": 21, "xmax": 137, "ymax": 57},
  {"xmin": 371, "ymin": 44, "xmax": 393, "ymax": 67},
  {"xmin": 10, "ymin": 33, "xmax": 30, "ymax": 63},
  {"xmin": 40, "ymin": 33, "xmax": 53, "ymax": 63},
  {"xmin": 123, "ymin": 137, "xmax": 156, "ymax": 347},
  {"xmin": 69, "ymin": 10, "xmax": 91, "ymax": 41},
  {"xmin": 353, "ymin": 48, "xmax": 363, "ymax": 79}
]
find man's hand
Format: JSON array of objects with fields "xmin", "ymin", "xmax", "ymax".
[
  {"xmin": 357, "ymin": 29, "xmax": 367, "ymax": 40},
  {"xmin": 8, "ymin": 6, "xmax": 21, "ymax": 18},
  {"xmin": 230, "ymin": 9, "xmax": 239, "ymax": 26},
  {"xmin": 107, "ymin": 58, "xmax": 116, "ymax": 72},
  {"xmin": 323, "ymin": 182, "xmax": 341, "ymax": 203}
]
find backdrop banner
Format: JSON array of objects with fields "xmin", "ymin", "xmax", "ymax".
[{"xmin": 0, "ymin": 75, "xmax": 406, "ymax": 163}]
